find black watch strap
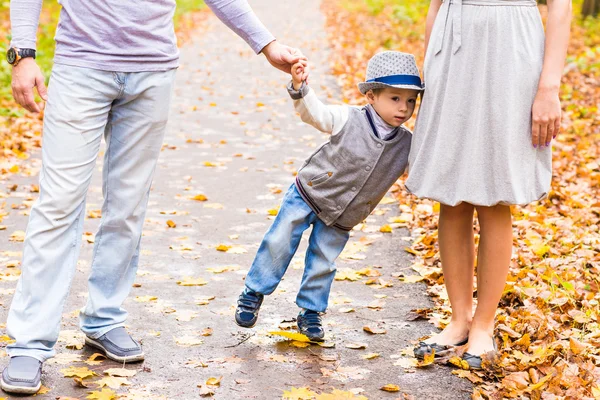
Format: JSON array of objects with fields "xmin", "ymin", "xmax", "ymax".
[{"xmin": 19, "ymin": 48, "xmax": 36, "ymax": 59}]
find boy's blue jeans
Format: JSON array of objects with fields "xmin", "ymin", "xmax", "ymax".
[{"xmin": 245, "ymin": 184, "xmax": 350, "ymax": 313}]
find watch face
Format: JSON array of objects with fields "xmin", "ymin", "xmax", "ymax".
[{"xmin": 6, "ymin": 48, "xmax": 16, "ymax": 64}]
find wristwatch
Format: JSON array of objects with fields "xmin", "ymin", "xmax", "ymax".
[{"xmin": 6, "ymin": 47, "xmax": 36, "ymax": 66}]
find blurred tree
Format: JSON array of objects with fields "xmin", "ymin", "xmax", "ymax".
[{"xmin": 582, "ymin": 0, "xmax": 599, "ymax": 17}]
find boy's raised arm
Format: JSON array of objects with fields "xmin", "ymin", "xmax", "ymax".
[{"xmin": 287, "ymin": 82, "xmax": 349, "ymax": 136}]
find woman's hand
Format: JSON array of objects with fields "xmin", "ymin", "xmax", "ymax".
[{"xmin": 531, "ymin": 86, "xmax": 561, "ymax": 148}]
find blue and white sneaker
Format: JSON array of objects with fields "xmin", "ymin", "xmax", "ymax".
[
  {"xmin": 235, "ymin": 287, "xmax": 264, "ymax": 328},
  {"xmin": 297, "ymin": 309, "xmax": 325, "ymax": 342}
]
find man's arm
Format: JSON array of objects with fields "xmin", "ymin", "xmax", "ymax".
[
  {"xmin": 204, "ymin": 0, "xmax": 275, "ymax": 54},
  {"xmin": 10, "ymin": 0, "xmax": 42, "ymax": 49},
  {"xmin": 9, "ymin": 0, "xmax": 47, "ymax": 113},
  {"xmin": 204, "ymin": 0, "xmax": 305, "ymax": 74}
]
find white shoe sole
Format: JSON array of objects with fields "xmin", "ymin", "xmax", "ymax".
[
  {"xmin": 1, "ymin": 377, "xmax": 41, "ymax": 394},
  {"xmin": 85, "ymin": 337, "xmax": 145, "ymax": 363}
]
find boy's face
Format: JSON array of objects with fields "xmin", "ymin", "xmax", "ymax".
[{"xmin": 366, "ymin": 87, "xmax": 419, "ymax": 128}]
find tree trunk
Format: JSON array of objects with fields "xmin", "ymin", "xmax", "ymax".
[{"xmin": 582, "ymin": 0, "xmax": 600, "ymax": 18}]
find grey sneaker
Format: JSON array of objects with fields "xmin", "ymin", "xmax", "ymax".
[
  {"xmin": 1, "ymin": 356, "xmax": 42, "ymax": 394},
  {"xmin": 85, "ymin": 327, "xmax": 144, "ymax": 363}
]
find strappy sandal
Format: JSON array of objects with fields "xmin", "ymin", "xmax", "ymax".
[
  {"xmin": 462, "ymin": 339, "xmax": 498, "ymax": 370},
  {"xmin": 414, "ymin": 337, "xmax": 468, "ymax": 359}
]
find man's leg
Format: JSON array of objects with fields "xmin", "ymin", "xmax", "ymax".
[
  {"xmin": 6, "ymin": 64, "xmax": 117, "ymax": 362},
  {"xmin": 79, "ymin": 69, "xmax": 177, "ymax": 341}
]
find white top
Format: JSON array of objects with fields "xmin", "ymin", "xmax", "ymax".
[{"xmin": 293, "ymin": 90, "xmax": 397, "ymax": 140}]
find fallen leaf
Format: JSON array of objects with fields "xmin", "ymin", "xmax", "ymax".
[
  {"xmin": 269, "ymin": 331, "xmax": 311, "ymax": 343},
  {"xmin": 206, "ymin": 376, "xmax": 222, "ymax": 386},
  {"xmin": 282, "ymin": 387, "xmax": 317, "ymax": 400},
  {"xmin": 363, "ymin": 326, "xmax": 386, "ymax": 334},
  {"xmin": 345, "ymin": 342, "xmax": 367, "ymax": 350},
  {"xmin": 176, "ymin": 277, "xmax": 208, "ymax": 286},
  {"xmin": 380, "ymin": 384, "xmax": 400, "ymax": 392},
  {"xmin": 86, "ymin": 388, "xmax": 116, "ymax": 400},
  {"xmin": 362, "ymin": 353, "xmax": 380, "ymax": 360},
  {"xmin": 61, "ymin": 367, "xmax": 97, "ymax": 379}
]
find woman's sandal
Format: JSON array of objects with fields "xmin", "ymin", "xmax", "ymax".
[
  {"xmin": 414, "ymin": 337, "xmax": 469, "ymax": 359},
  {"xmin": 462, "ymin": 339, "xmax": 498, "ymax": 370}
]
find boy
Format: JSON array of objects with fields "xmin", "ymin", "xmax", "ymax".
[{"xmin": 235, "ymin": 51, "xmax": 424, "ymax": 341}]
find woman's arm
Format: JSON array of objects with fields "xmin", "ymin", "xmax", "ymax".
[
  {"xmin": 424, "ymin": 0, "xmax": 443, "ymax": 56},
  {"xmin": 531, "ymin": 0, "xmax": 572, "ymax": 148}
]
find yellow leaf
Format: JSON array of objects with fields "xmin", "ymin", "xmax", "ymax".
[
  {"xmin": 206, "ymin": 265, "xmax": 240, "ymax": 273},
  {"xmin": 206, "ymin": 376, "xmax": 222, "ymax": 386},
  {"xmin": 86, "ymin": 388, "xmax": 116, "ymax": 400},
  {"xmin": 176, "ymin": 277, "xmax": 208, "ymax": 286},
  {"xmin": 363, "ymin": 326, "xmax": 386, "ymax": 334},
  {"xmin": 417, "ymin": 351, "xmax": 436, "ymax": 367},
  {"xmin": 191, "ymin": 194, "xmax": 208, "ymax": 201},
  {"xmin": 362, "ymin": 353, "xmax": 380, "ymax": 360},
  {"xmin": 9, "ymin": 230, "xmax": 25, "ymax": 242},
  {"xmin": 345, "ymin": 342, "xmax": 367, "ymax": 349},
  {"xmin": 95, "ymin": 376, "xmax": 130, "ymax": 389},
  {"xmin": 379, "ymin": 224, "xmax": 392, "ymax": 233},
  {"xmin": 268, "ymin": 208, "xmax": 279, "ymax": 216},
  {"xmin": 315, "ymin": 389, "xmax": 368, "ymax": 400},
  {"xmin": 269, "ymin": 331, "xmax": 311, "ymax": 343},
  {"xmin": 570, "ymin": 337, "xmax": 587, "ymax": 355},
  {"xmin": 85, "ymin": 353, "xmax": 106, "ymax": 366},
  {"xmin": 61, "ymin": 366, "xmax": 97, "ymax": 379},
  {"xmin": 134, "ymin": 295, "xmax": 158, "ymax": 302},
  {"xmin": 216, "ymin": 244, "xmax": 231, "ymax": 252},
  {"xmin": 35, "ymin": 385, "xmax": 51, "ymax": 394},
  {"xmin": 9, "ymin": 165, "xmax": 19, "ymax": 173},
  {"xmin": 104, "ymin": 368, "xmax": 138, "ymax": 378},
  {"xmin": 282, "ymin": 387, "xmax": 317, "ymax": 400},
  {"xmin": 256, "ymin": 102, "xmax": 265, "ymax": 107},
  {"xmin": 290, "ymin": 341, "xmax": 310, "ymax": 348},
  {"xmin": 400, "ymin": 275, "xmax": 424, "ymax": 283},
  {"xmin": 380, "ymin": 384, "xmax": 400, "ymax": 392},
  {"xmin": 166, "ymin": 220, "xmax": 176, "ymax": 228},
  {"xmin": 175, "ymin": 335, "xmax": 204, "ymax": 346},
  {"xmin": 335, "ymin": 268, "xmax": 361, "ymax": 281},
  {"xmin": 447, "ymin": 356, "xmax": 469, "ymax": 370}
]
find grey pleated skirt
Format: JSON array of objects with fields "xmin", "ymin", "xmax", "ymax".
[{"xmin": 406, "ymin": 0, "xmax": 552, "ymax": 207}]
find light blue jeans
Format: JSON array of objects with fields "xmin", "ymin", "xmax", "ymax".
[
  {"xmin": 245, "ymin": 184, "xmax": 350, "ymax": 313},
  {"xmin": 6, "ymin": 64, "xmax": 177, "ymax": 361}
]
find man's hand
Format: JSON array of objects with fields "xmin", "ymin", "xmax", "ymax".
[
  {"xmin": 261, "ymin": 41, "xmax": 307, "ymax": 74},
  {"xmin": 12, "ymin": 58, "xmax": 47, "ymax": 113}
]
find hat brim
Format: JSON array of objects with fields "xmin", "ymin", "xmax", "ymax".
[{"xmin": 357, "ymin": 82, "xmax": 424, "ymax": 95}]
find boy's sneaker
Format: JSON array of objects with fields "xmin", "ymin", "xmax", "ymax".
[
  {"xmin": 297, "ymin": 309, "xmax": 325, "ymax": 342},
  {"xmin": 235, "ymin": 288, "xmax": 264, "ymax": 328}
]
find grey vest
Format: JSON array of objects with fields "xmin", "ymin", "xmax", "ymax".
[{"xmin": 295, "ymin": 107, "xmax": 411, "ymax": 230}]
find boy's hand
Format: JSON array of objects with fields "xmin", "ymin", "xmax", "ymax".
[{"xmin": 291, "ymin": 60, "xmax": 309, "ymax": 90}]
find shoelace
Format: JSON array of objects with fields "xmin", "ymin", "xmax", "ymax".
[
  {"xmin": 301, "ymin": 312, "xmax": 322, "ymax": 329},
  {"xmin": 238, "ymin": 292, "xmax": 260, "ymax": 310}
]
